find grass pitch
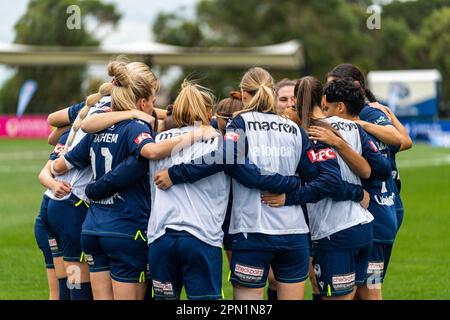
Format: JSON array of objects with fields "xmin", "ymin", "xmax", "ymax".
[{"xmin": 0, "ymin": 139, "xmax": 448, "ymax": 299}]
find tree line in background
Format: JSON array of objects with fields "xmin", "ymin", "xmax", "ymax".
[
  {"xmin": 153, "ymin": 0, "xmax": 450, "ymax": 115},
  {"xmin": 0, "ymin": 0, "xmax": 449, "ymax": 116},
  {"xmin": 0, "ymin": 0, "xmax": 120, "ymax": 114}
]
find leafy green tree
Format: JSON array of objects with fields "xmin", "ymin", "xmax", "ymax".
[
  {"xmin": 382, "ymin": 0, "xmax": 450, "ymax": 32},
  {"xmin": 0, "ymin": 0, "xmax": 120, "ymax": 114},
  {"xmin": 152, "ymin": 0, "xmax": 450, "ymax": 114},
  {"xmin": 153, "ymin": 0, "xmax": 376, "ymax": 98},
  {"xmin": 407, "ymin": 7, "xmax": 450, "ymax": 113}
]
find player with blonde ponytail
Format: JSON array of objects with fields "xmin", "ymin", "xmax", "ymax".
[
  {"xmin": 49, "ymin": 60, "xmax": 217, "ymax": 300},
  {"xmin": 148, "ymin": 67, "xmax": 367, "ymax": 300},
  {"xmin": 36, "ymin": 81, "xmax": 117, "ymax": 302}
]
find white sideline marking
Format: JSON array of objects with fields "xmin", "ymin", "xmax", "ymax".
[
  {"xmin": 397, "ymin": 156, "xmax": 450, "ymax": 169},
  {"xmin": 0, "ymin": 165, "xmax": 42, "ymax": 173},
  {"xmin": 0, "ymin": 151, "xmax": 50, "ymax": 161}
]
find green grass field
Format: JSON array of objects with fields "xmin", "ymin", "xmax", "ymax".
[{"xmin": 0, "ymin": 139, "xmax": 449, "ymax": 300}]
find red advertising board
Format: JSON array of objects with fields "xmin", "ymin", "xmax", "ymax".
[{"xmin": 0, "ymin": 115, "xmax": 51, "ymax": 138}]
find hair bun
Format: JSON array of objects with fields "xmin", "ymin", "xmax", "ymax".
[
  {"xmin": 108, "ymin": 61, "xmax": 131, "ymax": 88},
  {"xmin": 229, "ymin": 91, "xmax": 241, "ymax": 100}
]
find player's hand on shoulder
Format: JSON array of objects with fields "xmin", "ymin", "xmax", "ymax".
[
  {"xmin": 354, "ymin": 119, "xmax": 369, "ymax": 129},
  {"xmin": 308, "ymin": 126, "xmax": 342, "ymax": 148},
  {"xmin": 132, "ymin": 110, "xmax": 155, "ymax": 127},
  {"xmin": 369, "ymin": 102, "xmax": 392, "ymax": 121}
]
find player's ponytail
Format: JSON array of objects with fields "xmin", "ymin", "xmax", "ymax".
[
  {"xmin": 234, "ymin": 67, "xmax": 276, "ymax": 117},
  {"xmin": 294, "ymin": 76, "xmax": 342, "ymax": 138},
  {"xmin": 172, "ymin": 79, "xmax": 212, "ymax": 127},
  {"xmin": 108, "ymin": 60, "xmax": 136, "ymax": 112},
  {"xmin": 63, "ymin": 58, "xmax": 160, "ymax": 154},
  {"xmin": 107, "ymin": 60, "xmax": 160, "ymax": 112},
  {"xmin": 327, "ymin": 63, "xmax": 377, "ymax": 103},
  {"xmin": 64, "ymin": 82, "xmax": 113, "ymax": 151}
]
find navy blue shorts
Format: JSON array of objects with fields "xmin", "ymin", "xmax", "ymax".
[
  {"xmin": 81, "ymin": 234, "xmax": 148, "ymax": 283},
  {"xmin": 46, "ymin": 195, "xmax": 88, "ymax": 262},
  {"xmin": 230, "ymin": 233, "xmax": 310, "ymax": 288},
  {"xmin": 313, "ymin": 245, "xmax": 371, "ymax": 297},
  {"xmin": 312, "ymin": 223, "xmax": 373, "ymax": 296},
  {"xmin": 148, "ymin": 229, "xmax": 223, "ymax": 300},
  {"xmin": 365, "ymin": 241, "xmax": 393, "ymax": 285},
  {"xmin": 34, "ymin": 196, "xmax": 57, "ymax": 268}
]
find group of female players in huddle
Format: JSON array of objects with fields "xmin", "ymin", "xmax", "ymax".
[{"xmin": 34, "ymin": 58, "xmax": 412, "ymax": 300}]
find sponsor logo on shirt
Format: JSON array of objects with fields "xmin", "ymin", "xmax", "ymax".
[
  {"xmin": 247, "ymin": 121, "xmax": 298, "ymax": 135},
  {"xmin": 374, "ymin": 116, "xmax": 388, "ymax": 125},
  {"xmin": 48, "ymin": 238, "xmax": 59, "ymax": 252},
  {"xmin": 307, "ymin": 148, "xmax": 337, "ymax": 163},
  {"xmin": 85, "ymin": 254, "xmax": 94, "ymax": 266},
  {"xmin": 368, "ymin": 262, "xmax": 384, "ymax": 274},
  {"xmin": 234, "ymin": 263, "xmax": 264, "ymax": 283},
  {"xmin": 157, "ymin": 131, "xmax": 184, "ymax": 141},
  {"xmin": 369, "ymin": 140, "xmax": 379, "ymax": 152},
  {"xmin": 331, "ymin": 121, "xmax": 358, "ymax": 131},
  {"xmin": 152, "ymin": 280, "xmax": 175, "ymax": 296},
  {"xmin": 332, "ymin": 273, "xmax": 355, "ymax": 291},
  {"xmin": 224, "ymin": 132, "xmax": 240, "ymax": 142},
  {"xmin": 374, "ymin": 192, "xmax": 395, "ymax": 206},
  {"xmin": 134, "ymin": 132, "xmax": 153, "ymax": 145},
  {"xmin": 93, "ymin": 192, "xmax": 124, "ymax": 205}
]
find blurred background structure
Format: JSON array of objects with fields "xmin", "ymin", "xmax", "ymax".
[
  {"xmin": 0, "ymin": 0, "xmax": 449, "ymax": 142},
  {"xmin": 0, "ymin": 0, "xmax": 449, "ymax": 300}
]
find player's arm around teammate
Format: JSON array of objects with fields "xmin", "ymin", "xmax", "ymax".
[
  {"xmin": 365, "ymin": 102, "xmax": 413, "ymax": 151},
  {"xmin": 50, "ymin": 60, "xmax": 216, "ymax": 300},
  {"xmin": 265, "ymin": 76, "xmax": 373, "ymax": 300},
  {"xmin": 36, "ymin": 130, "xmax": 73, "ymax": 299},
  {"xmin": 326, "ymin": 64, "xmax": 402, "ymax": 147},
  {"xmin": 76, "ymin": 102, "xmax": 218, "ymax": 160},
  {"xmin": 320, "ymin": 78, "xmax": 394, "ymax": 300},
  {"xmin": 38, "ymin": 128, "xmax": 93, "ymax": 300}
]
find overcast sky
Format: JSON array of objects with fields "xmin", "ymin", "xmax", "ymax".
[{"xmin": 0, "ymin": 0, "xmax": 198, "ymax": 86}]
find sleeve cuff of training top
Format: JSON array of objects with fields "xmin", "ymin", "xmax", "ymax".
[
  {"xmin": 168, "ymin": 166, "xmax": 185, "ymax": 185},
  {"xmin": 285, "ymin": 189, "xmax": 300, "ymax": 206},
  {"xmin": 354, "ymin": 187, "xmax": 364, "ymax": 202}
]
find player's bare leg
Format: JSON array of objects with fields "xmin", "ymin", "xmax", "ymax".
[
  {"xmin": 233, "ymin": 285, "xmax": 264, "ymax": 300},
  {"xmin": 277, "ymin": 281, "xmax": 305, "ymax": 300},
  {"xmin": 64, "ymin": 261, "xmax": 90, "ymax": 283},
  {"xmin": 90, "ymin": 271, "xmax": 113, "ymax": 300},
  {"xmin": 46, "ymin": 268, "xmax": 59, "ymax": 300},
  {"xmin": 112, "ymin": 280, "xmax": 146, "ymax": 300},
  {"xmin": 322, "ymin": 287, "xmax": 357, "ymax": 300},
  {"xmin": 267, "ymin": 267, "xmax": 278, "ymax": 299},
  {"xmin": 64, "ymin": 261, "xmax": 92, "ymax": 299},
  {"xmin": 355, "ymin": 284, "xmax": 382, "ymax": 300},
  {"xmin": 53, "ymin": 256, "xmax": 66, "ymax": 279}
]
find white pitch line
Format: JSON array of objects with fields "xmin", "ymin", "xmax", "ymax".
[
  {"xmin": 0, "ymin": 151, "xmax": 50, "ymax": 161},
  {"xmin": 397, "ymin": 156, "xmax": 450, "ymax": 169},
  {"xmin": 0, "ymin": 165, "xmax": 42, "ymax": 173}
]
